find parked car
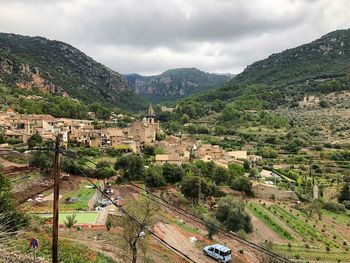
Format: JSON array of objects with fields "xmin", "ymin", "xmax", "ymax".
[{"xmin": 203, "ymin": 244, "xmax": 232, "ymax": 263}]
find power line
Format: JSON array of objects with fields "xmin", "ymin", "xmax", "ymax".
[
  {"xmin": 61, "ymin": 152, "xmax": 198, "ymax": 263},
  {"xmin": 64, "ymin": 150, "xmax": 292, "ymax": 263}
]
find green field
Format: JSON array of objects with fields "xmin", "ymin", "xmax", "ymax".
[
  {"xmin": 60, "ymin": 182, "xmax": 98, "ymax": 211},
  {"xmin": 248, "ymin": 202, "xmax": 293, "ymax": 240},
  {"xmin": 323, "ymin": 210, "xmax": 350, "ymax": 225},
  {"xmin": 37, "ymin": 212, "xmax": 99, "ymax": 224}
]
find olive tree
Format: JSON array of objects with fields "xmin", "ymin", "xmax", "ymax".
[{"xmin": 118, "ymin": 198, "xmax": 156, "ymax": 263}]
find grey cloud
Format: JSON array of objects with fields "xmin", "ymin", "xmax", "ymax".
[{"xmin": 0, "ymin": 0, "xmax": 349, "ymax": 75}]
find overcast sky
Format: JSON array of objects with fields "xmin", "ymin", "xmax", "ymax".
[{"xmin": 0, "ymin": 0, "xmax": 349, "ymax": 75}]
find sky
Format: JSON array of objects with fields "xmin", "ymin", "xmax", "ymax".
[{"xmin": 0, "ymin": 0, "xmax": 349, "ymax": 75}]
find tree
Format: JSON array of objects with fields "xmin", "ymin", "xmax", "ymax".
[
  {"xmin": 64, "ymin": 214, "xmax": 77, "ymax": 228},
  {"xmin": 215, "ymin": 196, "xmax": 253, "ymax": 233},
  {"xmin": 89, "ymin": 103, "xmax": 111, "ymax": 120},
  {"xmin": 230, "ymin": 176, "xmax": 254, "ymax": 197},
  {"xmin": 118, "ymin": 198, "xmax": 156, "ymax": 263},
  {"xmin": 162, "ymin": 163, "xmax": 184, "ymax": 184},
  {"xmin": 27, "ymin": 134, "xmax": 43, "ymax": 148},
  {"xmin": 243, "ymin": 160, "xmax": 251, "ymax": 171},
  {"xmin": 145, "ymin": 166, "xmax": 166, "ymax": 187},
  {"xmin": 0, "ymin": 173, "xmax": 28, "ymax": 231},
  {"xmin": 258, "ymin": 146, "xmax": 278, "ymax": 158},
  {"xmin": 180, "ymin": 176, "xmax": 201, "ymax": 203},
  {"xmin": 307, "ymin": 198, "xmax": 324, "ymax": 220},
  {"xmin": 205, "ymin": 216, "xmax": 220, "ymax": 239},
  {"xmin": 96, "ymin": 166, "xmax": 115, "ymax": 179},
  {"xmin": 319, "ymin": 100, "xmax": 329, "ymax": 108},
  {"xmin": 0, "ymin": 133, "xmax": 4, "ymax": 144},
  {"xmin": 142, "ymin": 145, "xmax": 155, "ymax": 157},
  {"xmin": 29, "ymin": 151, "xmax": 54, "ymax": 176},
  {"xmin": 249, "ymin": 168, "xmax": 260, "ymax": 179},
  {"xmin": 95, "ymin": 160, "xmax": 115, "ymax": 179},
  {"xmin": 115, "ymin": 154, "xmax": 144, "ymax": 180},
  {"xmin": 228, "ymin": 163, "xmax": 245, "ymax": 177},
  {"xmin": 338, "ymin": 184, "xmax": 350, "ymax": 203},
  {"xmin": 212, "ymin": 166, "xmax": 230, "ymax": 185}
]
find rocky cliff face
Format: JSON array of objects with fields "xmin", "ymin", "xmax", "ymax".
[
  {"xmin": 125, "ymin": 68, "xmax": 232, "ymax": 103},
  {"xmin": 0, "ymin": 49, "xmax": 67, "ymax": 95},
  {"xmin": 0, "ymin": 33, "xmax": 146, "ymax": 111}
]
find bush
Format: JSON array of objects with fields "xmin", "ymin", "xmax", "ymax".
[
  {"xmin": 106, "ymin": 147, "xmax": 123, "ymax": 157},
  {"xmin": 64, "ymin": 214, "xmax": 77, "ymax": 228},
  {"xmin": 230, "ymin": 176, "xmax": 254, "ymax": 197},
  {"xmin": 323, "ymin": 201, "xmax": 346, "ymax": 213},
  {"xmin": 28, "ymin": 134, "xmax": 43, "ymax": 148},
  {"xmin": 342, "ymin": 200, "xmax": 350, "ymax": 210}
]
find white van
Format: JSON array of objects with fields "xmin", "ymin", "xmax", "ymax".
[{"xmin": 203, "ymin": 244, "xmax": 232, "ymax": 262}]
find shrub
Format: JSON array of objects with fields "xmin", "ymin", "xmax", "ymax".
[
  {"xmin": 323, "ymin": 201, "xmax": 346, "ymax": 213},
  {"xmin": 343, "ymin": 200, "xmax": 350, "ymax": 210},
  {"xmin": 64, "ymin": 214, "xmax": 77, "ymax": 228}
]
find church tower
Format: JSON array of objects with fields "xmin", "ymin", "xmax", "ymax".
[{"xmin": 146, "ymin": 105, "xmax": 155, "ymax": 124}]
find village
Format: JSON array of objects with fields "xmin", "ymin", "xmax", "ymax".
[
  {"xmin": 2, "ymin": 103, "xmax": 348, "ymax": 263},
  {"xmin": 0, "ymin": 104, "xmax": 299, "ymax": 203}
]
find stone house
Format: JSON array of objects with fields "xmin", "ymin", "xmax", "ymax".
[{"xmin": 155, "ymin": 154, "xmax": 182, "ymax": 165}]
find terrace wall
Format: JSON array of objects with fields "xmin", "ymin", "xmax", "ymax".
[{"xmin": 253, "ymin": 184, "xmax": 298, "ymax": 201}]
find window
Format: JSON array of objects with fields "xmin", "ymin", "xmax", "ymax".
[
  {"xmin": 224, "ymin": 250, "xmax": 231, "ymax": 256},
  {"xmin": 209, "ymin": 248, "xmax": 214, "ymax": 252},
  {"xmin": 220, "ymin": 251, "xmax": 225, "ymax": 256},
  {"xmin": 214, "ymin": 249, "xmax": 219, "ymax": 254}
]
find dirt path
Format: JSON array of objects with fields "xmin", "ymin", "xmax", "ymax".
[{"xmin": 155, "ymin": 222, "xmax": 214, "ymax": 263}]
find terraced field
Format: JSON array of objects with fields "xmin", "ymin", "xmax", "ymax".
[{"xmin": 248, "ymin": 202, "xmax": 350, "ymax": 262}]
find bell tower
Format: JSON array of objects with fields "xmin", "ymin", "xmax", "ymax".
[{"xmin": 146, "ymin": 105, "xmax": 155, "ymax": 124}]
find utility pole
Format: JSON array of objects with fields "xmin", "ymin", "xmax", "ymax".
[{"xmin": 52, "ymin": 135, "xmax": 61, "ymax": 263}]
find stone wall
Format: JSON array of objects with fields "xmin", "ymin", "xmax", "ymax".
[
  {"xmin": 87, "ymin": 181, "xmax": 104, "ymax": 211},
  {"xmin": 253, "ymin": 184, "xmax": 298, "ymax": 201}
]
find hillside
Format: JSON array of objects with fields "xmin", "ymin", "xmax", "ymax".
[
  {"xmin": 193, "ymin": 29, "xmax": 350, "ymax": 109},
  {"xmin": 0, "ymin": 33, "xmax": 147, "ymax": 111},
  {"xmin": 235, "ymin": 29, "xmax": 350, "ymax": 85},
  {"xmin": 125, "ymin": 68, "xmax": 231, "ymax": 103}
]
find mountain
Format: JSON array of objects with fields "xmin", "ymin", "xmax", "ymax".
[
  {"xmin": 0, "ymin": 33, "xmax": 147, "ymax": 111},
  {"xmin": 125, "ymin": 68, "xmax": 232, "ymax": 103},
  {"xmin": 235, "ymin": 29, "xmax": 350, "ymax": 86},
  {"xmin": 193, "ymin": 29, "xmax": 350, "ymax": 109}
]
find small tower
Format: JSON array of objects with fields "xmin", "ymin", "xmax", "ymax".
[{"xmin": 146, "ymin": 105, "xmax": 155, "ymax": 124}]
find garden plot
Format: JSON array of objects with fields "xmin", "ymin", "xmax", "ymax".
[
  {"xmin": 248, "ymin": 202, "xmax": 294, "ymax": 241},
  {"xmin": 19, "ymin": 177, "xmax": 97, "ymax": 213},
  {"xmin": 37, "ymin": 212, "xmax": 99, "ymax": 224}
]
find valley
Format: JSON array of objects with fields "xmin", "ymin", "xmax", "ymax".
[{"xmin": 1, "ymin": 28, "xmax": 350, "ymax": 263}]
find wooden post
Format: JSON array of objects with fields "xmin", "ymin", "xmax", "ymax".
[{"xmin": 52, "ymin": 135, "xmax": 61, "ymax": 263}]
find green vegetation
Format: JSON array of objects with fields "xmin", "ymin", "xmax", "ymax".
[
  {"xmin": 248, "ymin": 203, "xmax": 293, "ymax": 240},
  {"xmin": 0, "ymin": 33, "xmax": 147, "ymax": 111},
  {"xmin": 60, "ymin": 183, "xmax": 97, "ymax": 211},
  {"xmin": 10, "ymin": 232, "xmax": 115, "ymax": 263},
  {"xmin": 215, "ymin": 196, "xmax": 253, "ymax": 233},
  {"xmin": 271, "ymin": 205, "xmax": 337, "ymax": 247},
  {"xmin": 0, "ymin": 173, "xmax": 29, "ymax": 231},
  {"xmin": 38, "ymin": 212, "xmax": 98, "ymax": 224}
]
